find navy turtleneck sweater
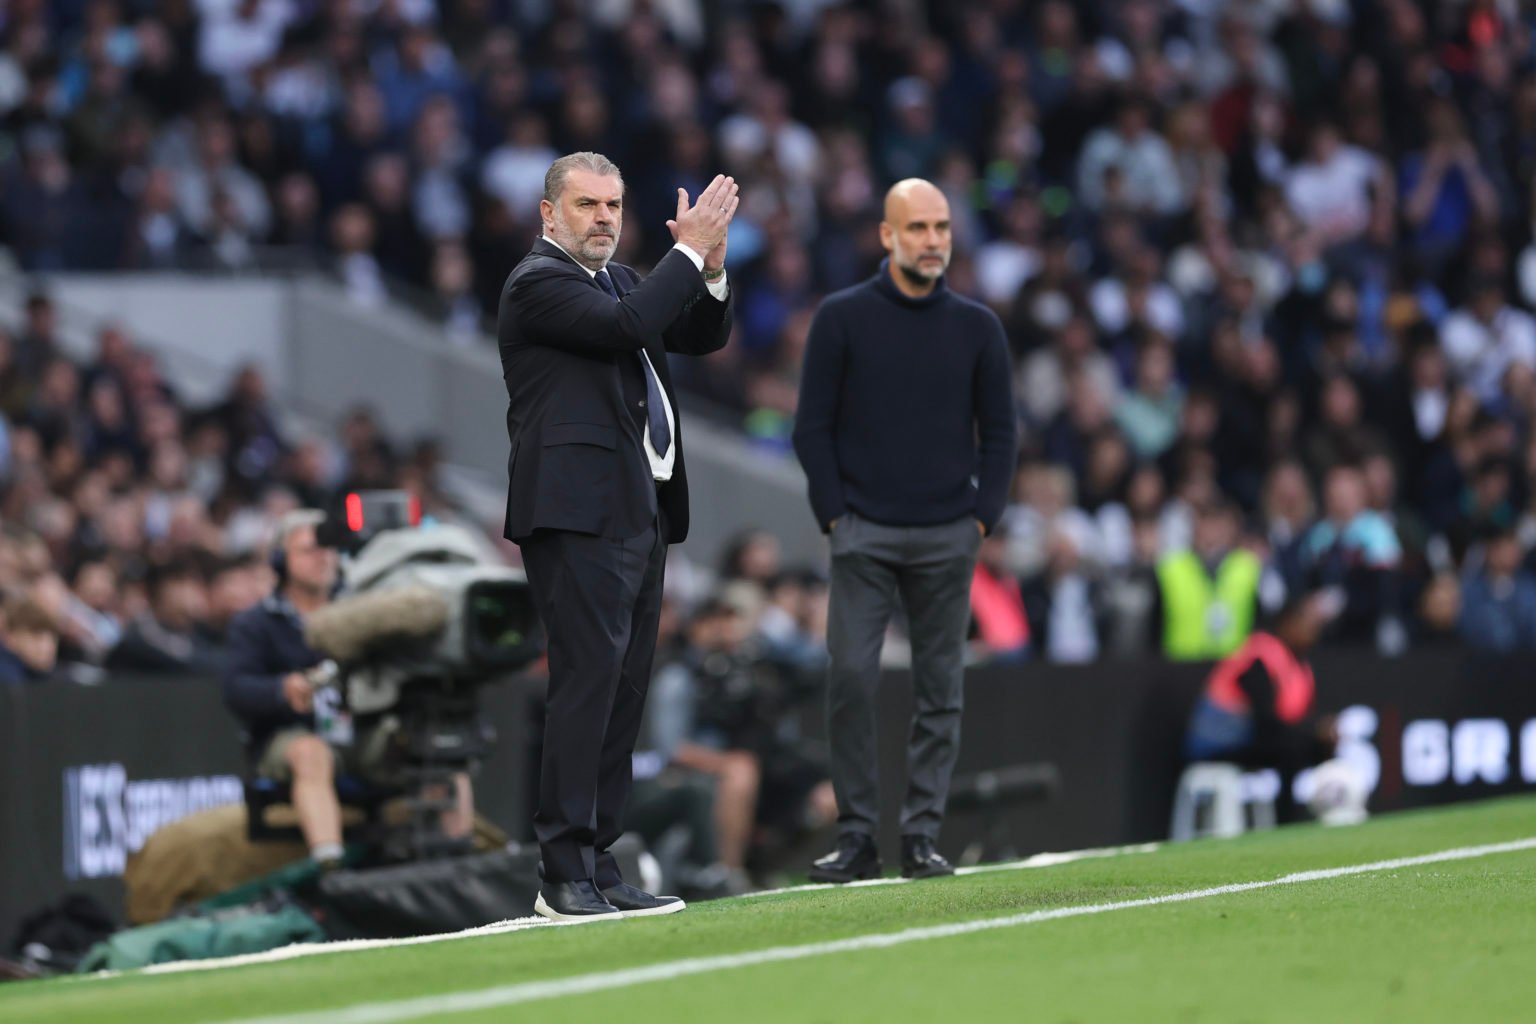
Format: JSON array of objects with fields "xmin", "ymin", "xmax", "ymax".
[{"xmin": 792, "ymin": 260, "xmax": 1018, "ymax": 532}]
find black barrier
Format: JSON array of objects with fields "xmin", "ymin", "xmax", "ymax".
[
  {"xmin": 0, "ymin": 675, "xmax": 543, "ymax": 948},
  {"xmin": 5, "ymin": 650, "xmax": 1536, "ymax": 947}
]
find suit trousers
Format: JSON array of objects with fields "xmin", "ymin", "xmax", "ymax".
[
  {"xmin": 826, "ymin": 512, "xmax": 981, "ymax": 840},
  {"xmin": 520, "ymin": 514, "xmax": 666, "ymax": 886}
]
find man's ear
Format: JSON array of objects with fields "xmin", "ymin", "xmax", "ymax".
[
  {"xmin": 878, "ymin": 221, "xmax": 894, "ymax": 253},
  {"xmin": 539, "ymin": 199, "xmax": 554, "ymax": 230}
]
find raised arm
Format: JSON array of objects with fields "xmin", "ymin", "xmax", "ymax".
[{"xmin": 507, "ymin": 249, "xmax": 706, "ymax": 355}]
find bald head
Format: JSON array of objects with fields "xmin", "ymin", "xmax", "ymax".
[
  {"xmin": 883, "ymin": 179, "xmax": 946, "ymax": 223},
  {"xmin": 881, "ymin": 178, "xmax": 951, "ymax": 295}
]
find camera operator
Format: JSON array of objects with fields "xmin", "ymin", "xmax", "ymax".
[
  {"xmin": 648, "ymin": 597, "xmax": 837, "ymax": 880},
  {"xmin": 223, "ymin": 510, "xmax": 472, "ymax": 866}
]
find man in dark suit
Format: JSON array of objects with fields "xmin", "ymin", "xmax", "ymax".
[{"xmin": 498, "ymin": 151, "xmax": 737, "ymax": 921}]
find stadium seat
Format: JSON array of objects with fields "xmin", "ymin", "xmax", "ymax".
[{"xmin": 1168, "ymin": 762, "xmax": 1277, "ymax": 842}]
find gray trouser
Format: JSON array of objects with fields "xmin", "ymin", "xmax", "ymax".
[{"xmin": 826, "ymin": 511, "xmax": 980, "ymax": 840}]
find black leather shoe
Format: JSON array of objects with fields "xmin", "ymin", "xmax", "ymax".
[
  {"xmin": 601, "ymin": 882, "xmax": 687, "ymax": 918},
  {"xmin": 808, "ymin": 832, "xmax": 882, "ymax": 883},
  {"xmin": 901, "ymin": 835, "xmax": 955, "ymax": 879},
  {"xmin": 533, "ymin": 880, "xmax": 623, "ymax": 922}
]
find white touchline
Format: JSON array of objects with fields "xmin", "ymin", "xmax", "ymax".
[
  {"xmin": 219, "ymin": 836, "xmax": 1536, "ymax": 1024},
  {"xmin": 100, "ymin": 841, "xmax": 1161, "ymax": 981}
]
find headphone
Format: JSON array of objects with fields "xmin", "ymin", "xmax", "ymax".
[{"xmin": 270, "ymin": 510, "xmax": 325, "ymax": 586}]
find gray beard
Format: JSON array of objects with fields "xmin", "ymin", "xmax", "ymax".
[
  {"xmin": 551, "ymin": 220, "xmax": 618, "ymax": 270},
  {"xmin": 896, "ymin": 261, "xmax": 940, "ymax": 288}
]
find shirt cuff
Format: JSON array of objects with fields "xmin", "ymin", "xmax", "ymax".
[
  {"xmin": 671, "ymin": 242, "xmax": 705, "ymax": 271},
  {"xmin": 671, "ymin": 242, "xmax": 728, "ymax": 300}
]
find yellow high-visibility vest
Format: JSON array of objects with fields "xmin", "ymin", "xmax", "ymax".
[{"xmin": 1156, "ymin": 549, "xmax": 1262, "ymax": 661}]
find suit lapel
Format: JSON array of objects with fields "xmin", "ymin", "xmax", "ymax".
[
  {"xmin": 531, "ymin": 237, "xmax": 610, "ymax": 295},
  {"xmin": 528, "ymin": 242, "xmax": 676, "ymax": 401},
  {"xmin": 607, "ymin": 265, "xmax": 680, "ymax": 405}
]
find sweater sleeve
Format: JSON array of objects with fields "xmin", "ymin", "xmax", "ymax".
[
  {"xmin": 222, "ymin": 611, "xmax": 298, "ymax": 729},
  {"xmin": 792, "ymin": 300, "xmax": 849, "ymax": 530},
  {"xmin": 973, "ymin": 312, "xmax": 1019, "ymax": 533}
]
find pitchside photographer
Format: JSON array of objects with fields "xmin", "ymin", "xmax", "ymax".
[
  {"xmin": 222, "ymin": 509, "xmax": 472, "ymax": 867},
  {"xmin": 647, "ymin": 596, "xmax": 837, "ymax": 884}
]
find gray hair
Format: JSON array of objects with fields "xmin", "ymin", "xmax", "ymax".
[
  {"xmin": 543, "ymin": 152, "xmax": 624, "ymax": 204},
  {"xmin": 274, "ymin": 509, "xmax": 325, "ymax": 551}
]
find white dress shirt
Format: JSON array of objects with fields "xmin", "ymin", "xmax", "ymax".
[{"xmin": 540, "ymin": 235, "xmax": 728, "ymax": 482}]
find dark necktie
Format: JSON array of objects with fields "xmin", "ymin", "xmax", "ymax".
[{"xmin": 595, "ymin": 269, "xmax": 671, "ymax": 458}]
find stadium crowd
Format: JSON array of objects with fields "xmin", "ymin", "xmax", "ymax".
[
  {"xmin": 0, "ymin": 291, "xmax": 468, "ymax": 684},
  {"xmin": 6, "ymin": 0, "xmax": 1536, "ymax": 675}
]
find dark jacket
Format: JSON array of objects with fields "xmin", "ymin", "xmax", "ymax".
[
  {"xmin": 1458, "ymin": 571, "xmax": 1536, "ymax": 653},
  {"xmin": 0, "ymin": 643, "xmax": 42, "ymax": 685},
  {"xmin": 791, "ymin": 261, "xmax": 1017, "ymax": 532},
  {"xmin": 106, "ymin": 615, "xmax": 224, "ymax": 675},
  {"xmin": 221, "ymin": 595, "xmax": 324, "ymax": 751},
  {"xmin": 496, "ymin": 239, "xmax": 733, "ymax": 544}
]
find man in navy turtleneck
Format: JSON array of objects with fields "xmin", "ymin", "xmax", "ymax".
[{"xmin": 793, "ymin": 178, "xmax": 1017, "ymax": 883}]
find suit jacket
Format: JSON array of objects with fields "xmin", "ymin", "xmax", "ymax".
[{"xmin": 497, "ymin": 238, "xmax": 732, "ymax": 544}]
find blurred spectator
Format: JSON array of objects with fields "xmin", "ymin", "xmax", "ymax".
[
  {"xmin": 1299, "ymin": 463, "xmax": 1406, "ymax": 650},
  {"xmin": 429, "ymin": 240, "xmax": 483, "ymax": 344},
  {"xmin": 1263, "ymin": 460, "xmax": 1316, "ymax": 591},
  {"xmin": 0, "ymin": 595, "xmax": 60, "ymax": 685},
  {"xmin": 372, "ymin": 23, "xmax": 467, "ymax": 136},
  {"xmin": 330, "ymin": 204, "xmax": 386, "ymax": 308},
  {"xmin": 17, "ymin": 293, "xmax": 61, "ymax": 378},
  {"xmin": 1458, "ymin": 530, "xmax": 1536, "ymax": 653},
  {"xmin": 122, "ymin": 166, "xmax": 194, "ymax": 269},
  {"xmin": 1155, "ymin": 499, "xmax": 1261, "ymax": 661},
  {"xmin": 756, "ymin": 570, "xmax": 829, "ymax": 673},
  {"xmin": 1021, "ymin": 528, "xmax": 1102, "ymax": 664},
  {"xmin": 481, "ymin": 112, "xmax": 558, "ymax": 217},
  {"xmin": 203, "ymin": 554, "xmax": 266, "ymax": 642},
  {"xmin": 1302, "ymin": 374, "xmax": 1391, "ymax": 479},
  {"xmin": 107, "ymin": 559, "xmax": 221, "ymax": 673},
  {"xmin": 1283, "ymin": 121, "xmax": 1393, "ymax": 258},
  {"xmin": 1399, "ymin": 98, "xmax": 1499, "ymax": 275},
  {"xmin": 969, "ymin": 529, "xmax": 1029, "ymax": 663},
  {"xmin": 197, "ymin": 0, "xmax": 297, "ymax": 87},
  {"xmin": 1076, "ymin": 95, "xmax": 1183, "ymax": 217},
  {"xmin": 1018, "ymin": 316, "xmax": 1119, "ymax": 428},
  {"xmin": 718, "ymin": 528, "xmax": 782, "ymax": 593},
  {"xmin": 1441, "ymin": 274, "xmax": 1536, "ymax": 405},
  {"xmin": 175, "ymin": 116, "xmax": 271, "ymax": 242},
  {"xmin": 1115, "ymin": 337, "xmax": 1183, "ymax": 460},
  {"xmin": 62, "ymin": 556, "xmax": 125, "ymax": 661},
  {"xmin": 1416, "ymin": 573, "xmax": 1464, "ymax": 648},
  {"xmin": 1002, "ymin": 462, "xmax": 1097, "ymax": 581},
  {"xmin": 1089, "ymin": 246, "xmax": 1185, "ymax": 342},
  {"xmin": 1100, "ymin": 515, "xmax": 1163, "ymax": 659}
]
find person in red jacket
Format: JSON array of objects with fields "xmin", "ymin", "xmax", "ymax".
[{"xmin": 1184, "ymin": 592, "xmax": 1338, "ymax": 821}]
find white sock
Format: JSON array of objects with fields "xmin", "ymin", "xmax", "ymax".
[{"xmin": 310, "ymin": 842, "xmax": 344, "ymax": 863}]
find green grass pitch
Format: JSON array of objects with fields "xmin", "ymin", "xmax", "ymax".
[{"xmin": 6, "ymin": 795, "xmax": 1536, "ymax": 1023}]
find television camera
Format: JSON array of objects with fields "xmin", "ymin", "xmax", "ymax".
[{"xmin": 300, "ymin": 491, "xmax": 542, "ymax": 860}]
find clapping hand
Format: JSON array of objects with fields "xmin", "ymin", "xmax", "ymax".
[{"xmin": 668, "ymin": 174, "xmax": 739, "ymax": 272}]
